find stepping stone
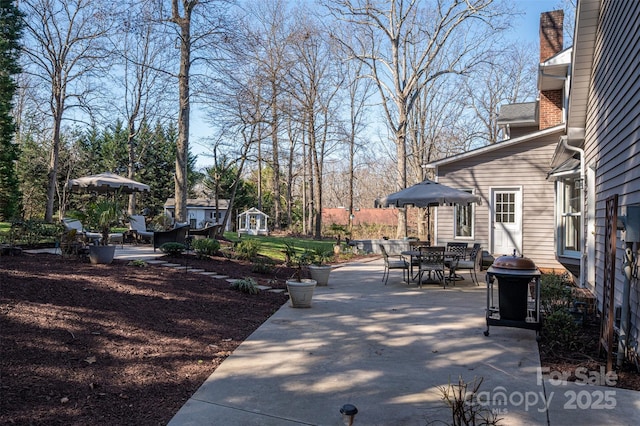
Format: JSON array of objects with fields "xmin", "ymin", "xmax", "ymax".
[
  {"xmin": 211, "ymin": 275, "xmax": 229, "ymax": 279},
  {"xmin": 172, "ymin": 267, "xmax": 206, "ymax": 273},
  {"xmin": 161, "ymin": 263, "xmax": 181, "ymax": 267},
  {"xmin": 146, "ymin": 260, "xmax": 166, "ymax": 265},
  {"xmin": 256, "ymin": 285, "xmax": 272, "ymax": 290},
  {"xmin": 199, "ymin": 271, "xmax": 218, "ymax": 276},
  {"xmin": 226, "ymin": 278, "xmax": 240, "ymax": 283},
  {"xmin": 268, "ymin": 289, "xmax": 286, "ymax": 293}
]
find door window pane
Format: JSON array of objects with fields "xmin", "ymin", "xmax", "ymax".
[{"xmin": 495, "ymin": 192, "xmax": 516, "ymax": 223}]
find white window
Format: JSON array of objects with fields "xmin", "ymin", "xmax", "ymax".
[
  {"xmin": 559, "ymin": 178, "xmax": 581, "ymax": 256},
  {"xmin": 454, "ymin": 190, "xmax": 475, "ymax": 238}
]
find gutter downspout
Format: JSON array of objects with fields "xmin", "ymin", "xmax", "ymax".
[{"xmin": 561, "ymin": 136, "xmax": 586, "ymax": 288}]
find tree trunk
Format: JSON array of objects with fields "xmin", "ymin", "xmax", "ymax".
[
  {"xmin": 45, "ymin": 88, "xmax": 63, "ymax": 223},
  {"xmin": 270, "ymin": 84, "xmax": 280, "ymax": 229},
  {"xmin": 172, "ymin": 0, "xmax": 193, "ymax": 224}
]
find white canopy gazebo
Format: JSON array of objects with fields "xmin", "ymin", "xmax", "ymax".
[{"xmin": 237, "ymin": 207, "xmax": 269, "ymax": 236}]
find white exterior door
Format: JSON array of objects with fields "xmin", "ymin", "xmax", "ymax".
[{"xmin": 491, "ymin": 188, "xmax": 522, "ymax": 256}]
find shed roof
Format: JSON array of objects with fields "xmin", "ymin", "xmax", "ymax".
[{"xmin": 164, "ymin": 198, "xmax": 229, "ymax": 209}]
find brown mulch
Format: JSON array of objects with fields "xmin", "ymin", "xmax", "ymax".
[
  {"xmin": 0, "ymin": 251, "xmax": 298, "ymax": 425},
  {"xmin": 538, "ymin": 313, "xmax": 640, "ymax": 391},
  {"xmin": 2, "ymin": 250, "xmax": 638, "ymax": 425}
]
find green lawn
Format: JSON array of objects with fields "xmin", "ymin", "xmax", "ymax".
[
  {"xmin": 223, "ymin": 233, "xmax": 339, "ymax": 262},
  {"xmin": 1, "ymin": 222, "xmax": 344, "ymax": 263}
]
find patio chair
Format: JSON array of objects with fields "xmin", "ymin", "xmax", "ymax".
[
  {"xmin": 445, "ymin": 242, "xmax": 468, "ymax": 284},
  {"xmin": 128, "ymin": 215, "xmax": 154, "ymax": 244},
  {"xmin": 455, "ymin": 243, "xmax": 482, "ymax": 285},
  {"xmin": 153, "ymin": 223, "xmax": 189, "ymax": 251},
  {"xmin": 62, "ymin": 218, "xmax": 102, "ymax": 244},
  {"xmin": 418, "ymin": 246, "xmax": 446, "ymax": 288},
  {"xmin": 62, "ymin": 218, "xmax": 123, "ymax": 247},
  {"xmin": 188, "ymin": 223, "xmax": 223, "ymax": 240},
  {"xmin": 379, "ymin": 244, "xmax": 409, "ymax": 285}
]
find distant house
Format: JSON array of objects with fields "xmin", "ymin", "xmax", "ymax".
[
  {"xmin": 237, "ymin": 207, "xmax": 269, "ymax": 236},
  {"xmin": 426, "ymin": 10, "xmax": 568, "ymax": 271},
  {"xmin": 163, "ymin": 198, "xmax": 230, "ymax": 230}
]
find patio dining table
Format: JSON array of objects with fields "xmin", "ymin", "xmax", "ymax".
[{"xmin": 400, "ymin": 249, "xmax": 462, "ymax": 285}]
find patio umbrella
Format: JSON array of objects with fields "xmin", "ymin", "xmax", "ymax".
[
  {"xmin": 377, "ymin": 179, "xmax": 481, "ymax": 243},
  {"xmin": 66, "ymin": 172, "xmax": 150, "ymax": 194},
  {"xmin": 378, "ymin": 179, "xmax": 481, "ymax": 208}
]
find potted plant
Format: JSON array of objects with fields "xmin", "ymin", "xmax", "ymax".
[
  {"xmin": 85, "ymin": 200, "xmax": 125, "ymax": 264},
  {"xmin": 308, "ymin": 247, "xmax": 334, "ymax": 286},
  {"xmin": 285, "ymin": 246, "xmax": 317, "ymax": 308}
]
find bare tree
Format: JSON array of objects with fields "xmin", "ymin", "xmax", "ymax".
[
  {"xmin": 325, "ymin": 0, "xmax": 512, "ymax": 237},
  {"xmin": 20, "ymin": 0, "xmax": 113, "ymax": 222},
  {"xmin": 464, "ymin": 42, "xmax": 538, "ymax": 145},
  {"xmin": 167, "ymin": 0, "xmax": 196, "ymax": 223},
  {"xmin": 287, "ymin": 12, "xmax": 344, "ymax": 238},
  {"xmin": 157, "ymin": 0, "xmax": 232, "ymax": 223},
  {"xmin": 109, "ymin": 2, "xmax": 174, "ymax": 214},
  {"xmin": 238, "ymin": 0, "xmax": 297, "ymax": 230},
  {"xmin": 333, "ymin": 23, "xmax": 374, "ymax": 235}
]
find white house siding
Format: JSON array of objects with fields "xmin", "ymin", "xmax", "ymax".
[
  {"xmin": 583, "ymin": 0, "xmax": 640, "ymax": 355},
  {"xmin": 434, "ymin": 133, "xmax": 565, "ymax": 270}
]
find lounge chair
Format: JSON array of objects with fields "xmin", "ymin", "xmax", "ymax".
[
  {"xmin": 188, "ymin": 223, "xmax": 223, "ymax": 239},
  {"xmin": 153, "ymin": 224, "xmax": 189, "ymax": 251},
  {"xmin": 128, "ymin": 215, "xmax": 154, "ymax": 244},
  {"xmin": 62, "ymin": 218, "xmax": 123, "ymax": 247},
  {"xmin": 62, "ymin": 218, "xmax": 103, "ymax": 244}
]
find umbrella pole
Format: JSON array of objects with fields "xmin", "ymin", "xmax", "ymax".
[{"xmin": 427, "ymin": 206, "xmax": 431, "ymax": 246}]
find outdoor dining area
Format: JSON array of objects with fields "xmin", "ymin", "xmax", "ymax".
[
  {"xmin": 380, "ymin": 240, "xmax": 483, "ymax": 288},
  {"xmin": 374, "ymin": 178, "xmax": 487, "ymax": 288}
]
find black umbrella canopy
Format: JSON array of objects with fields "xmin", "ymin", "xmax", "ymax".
[
  {"xmin": 66, "ymin": 172, "xmax": 150, "ymax": 194},
  {"xmin": 379, "ymin": 179, "xmax": 481, "ymax": 208}
]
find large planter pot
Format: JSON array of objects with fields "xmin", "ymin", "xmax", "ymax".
[
  {"xmin": 286, "ymin": 279, "xmax": 317, "ymax": 308},
  {"xmin": 308, "ymin": 265, "xmax": 332, "ymax": 286},
  {"xmin": 89, "ymin": 245, "xmax": 116, "ymax": 265}
]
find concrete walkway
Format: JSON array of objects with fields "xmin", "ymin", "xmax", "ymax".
[{"xmin": 167, "ymin": 259, "xmax": 640, "ymax": 426}]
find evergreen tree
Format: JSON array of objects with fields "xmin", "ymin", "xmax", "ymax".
[{"xmin": 0, "ymin": 1, "xmax": 24, "ymax": 220}]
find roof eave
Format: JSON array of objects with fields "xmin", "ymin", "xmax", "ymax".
[{"xmin": 425, "ymin": 125, "xmax": 564, "ymax": 168}]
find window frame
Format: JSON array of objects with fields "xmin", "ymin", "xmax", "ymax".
[
  {"xmin": 556, "ymin": 176, "xmax": 582, "ymax": 258},
  {"xmin": 453, "ymin": 189, "xmax": 476, "ymax": 240}
]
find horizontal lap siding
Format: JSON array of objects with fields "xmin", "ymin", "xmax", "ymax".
[
  {"xmin": 585, "ymin": 1, "xmax": 640, "ymax": 353},
  {"xmin": 435, "ymin": 135, "xmax": 563, "ymax": 269}
]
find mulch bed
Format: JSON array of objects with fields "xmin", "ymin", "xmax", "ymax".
[
  {"xmin": 538, "ymin": 313, "xmax": 640, "ymax": 391},
  {"xmin": 0, "ymin": 252, "xmax": 296, "ymax": 425}
]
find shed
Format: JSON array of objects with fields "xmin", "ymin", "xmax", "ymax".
[
  {"xmin": 237, "ymin": 207, "xmax": 269, "ymax": 236},
  {"xmin": 163, "ymin": 198, "xmax": 230, "ymax": 231}
]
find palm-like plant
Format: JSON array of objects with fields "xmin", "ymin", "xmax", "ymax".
[{"xmin": 86, "ymin": 200, "xmax": 124, "ymax": 246}]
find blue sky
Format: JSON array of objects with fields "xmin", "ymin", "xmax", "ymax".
[{"xmin": 513, "ymin": 0, "xmax": 565, "ymax": 42}]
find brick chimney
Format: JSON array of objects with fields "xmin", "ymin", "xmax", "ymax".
[{"xmin": 539, "ymin": 10, "xmax": 564, "ymax": 130}]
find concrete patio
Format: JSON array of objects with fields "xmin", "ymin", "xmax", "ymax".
[{"xmin": 167, "ymin": 258, "xmax": 639, "ymax": 425}]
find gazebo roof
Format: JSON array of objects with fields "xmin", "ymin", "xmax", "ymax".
[{"xmin": 237, "ymin": 207, "xmax": 269, "ymax": 217}]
